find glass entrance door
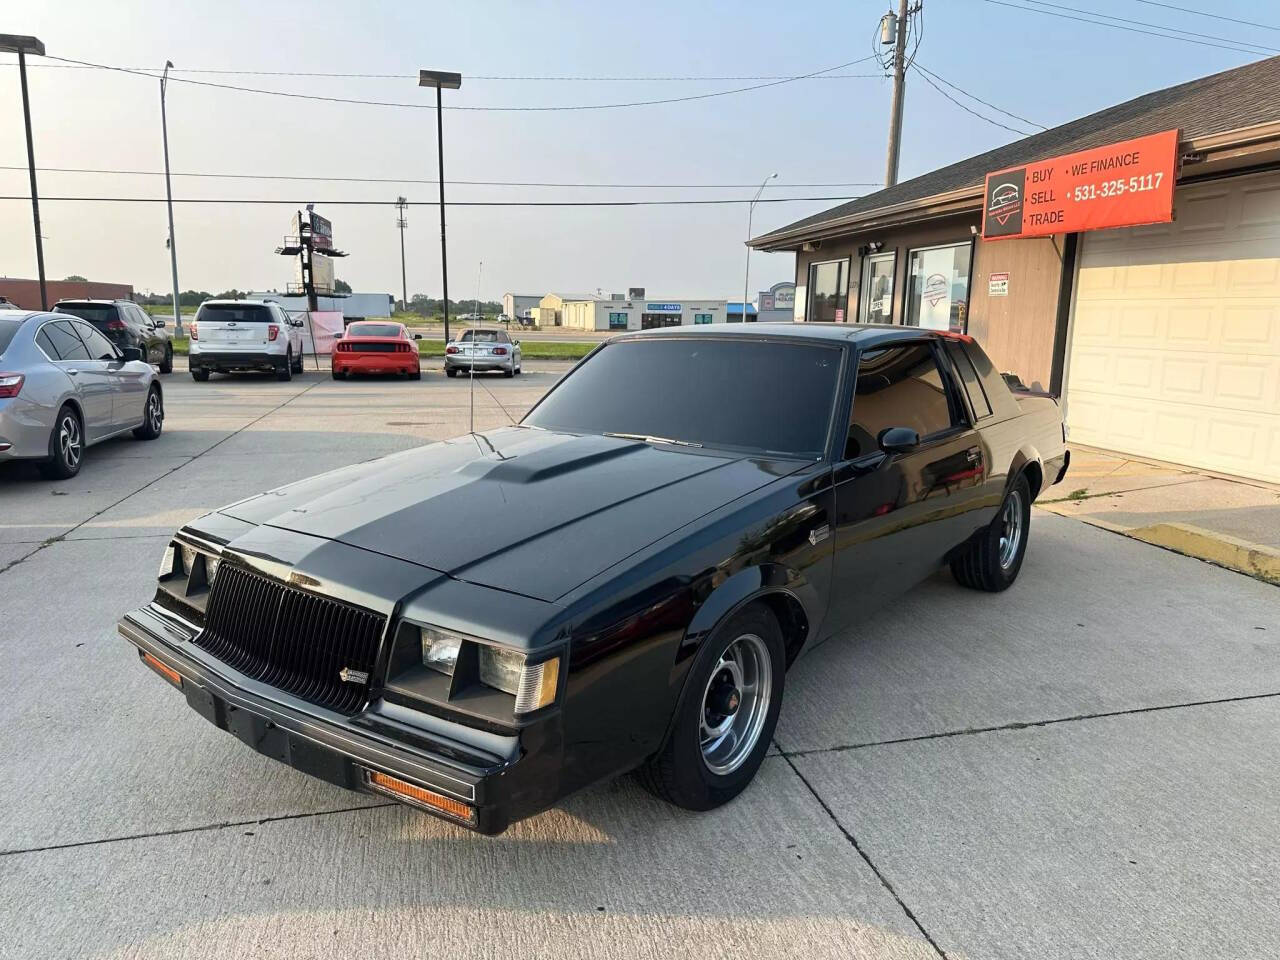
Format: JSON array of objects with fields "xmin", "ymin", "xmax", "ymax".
[{"xmin": 859, "ymin": 252, "xmax": 896, "ymax": 324}]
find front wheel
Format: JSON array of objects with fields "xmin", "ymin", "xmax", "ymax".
[
  {"xmin": 951, "ymin": 472, "xmax": 1031, "ymax": 592},
  {"xmin": 638, "ymin": 603, "xmax": 784, "ymax": 811},
  {"xmin": 291, "ymin": 349, "xmax": 304, "ymax": 373},
  {"xmin": 159, "ymin": 345, "xmax": 173, "ymax": 374},
  {"xmin": 132, "ymin": 386, "xmax": 164, "ymax": 440},
  {"xmin": 276, "ymin": 351, "xmax": 293, "ymax": 381}
]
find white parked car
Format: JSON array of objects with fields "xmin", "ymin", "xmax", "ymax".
[
  {"xmin": 189, "ymin": 300, "xmax": 304, "ymax": 382},
  {"xmin": 443, "ymin": 328, "xmax": 522, "ymax": 377}
]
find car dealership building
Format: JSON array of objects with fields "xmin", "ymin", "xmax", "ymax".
[{"xmin": 751, "ymin": 56, "xmax": 1280, "ymax": 484}]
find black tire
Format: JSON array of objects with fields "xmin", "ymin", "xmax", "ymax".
[
  {"xmin": 638, "ymin": 603, "xmax": 785, "ymax": 811},
  {"xmin": 410, "ymin": 367, "xmax": 421, "ymax": 380},
  {"xmin": 331, "ymin": 367, "xmax": 344, "ymax": 380},
  {"xmin": 276, "ymin": 351, "xmax": 293, "ymax": 381},
  {"xmin": 291, "ymin": 351, "xmax": 304, "ymax": 374},
  {"xmin": 39, "ymin": 404, "xmax": 84, "ymax": 480},
  {"xmin": 503, "ymin": 364, "xmax": 515, "ymax": 378},
  {"xmin": 951, "ymin": 472, "xmax": 1032, "ymax": 592},
  {"xmin": 445, "ymin": 367, "xmax": 458, "ymax": 378},
  {"xmin": 132, "ymin": 386, "xmax": 164, "ymax": 440},
  {"xmin": 159, "ymin": 345, "xmax": 173, "ymax": 374},
  {"xmin": 191, "ymin": 368, "xmax": 210, "ymax": 382}
]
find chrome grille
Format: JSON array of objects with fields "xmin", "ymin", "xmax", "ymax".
[{"xmin": 195, "ymin": 563, "xmax": 386, "ymax": 715}]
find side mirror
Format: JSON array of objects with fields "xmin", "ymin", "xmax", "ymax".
[
  {"xmin": 513, "ymin": 339, "xmax": 520, "ymax": 345},
  {"xmin": 155, "ymin": 318, "xmax": 167, "ymax": 328},
  {"xmin": 878, "ymin": 426, "xmax": 920, "ymax": 455},
  {"xmin": 413, "ymin": 333, "xmax": 423, "ymax": 340},
  {"xmin": 121, "ymin": 346, "xmax": 143, "ymax": 362}
]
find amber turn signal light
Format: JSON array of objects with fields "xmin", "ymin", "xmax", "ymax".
[
  {"xmin": 365, "ymin": 770, "xmax": 475, "ymax": 823},
  {"xmin": 141, "ymin": 651, "xmax": 183, "ymax": 688}
]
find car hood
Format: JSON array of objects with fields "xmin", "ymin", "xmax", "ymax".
[{"xmin": 219, "ymin": 427, "xmax": 802, "ymax": 602}]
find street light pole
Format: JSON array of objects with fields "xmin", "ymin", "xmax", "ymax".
[
  {"xmin": 743, "ymin": 173, "xmax": 776, "ymax": 324},
  {"xmin": 395, "ymin": 196, "xmax": 408, "ymax": 311},
  {"xmin": 418, "ymin": 70, "xmax": 462, "ymax": 344},
  {"xmin": 160, "ymin": 61, "xmax": 182, "ymax": 334},
  {"xmin": 3, "ymin": 34, "xmax": 48, "ymax": 310}
]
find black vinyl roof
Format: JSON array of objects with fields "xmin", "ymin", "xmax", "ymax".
[
  {"xmin": 619, "ymin": 321, "xmax": 935, "ymax": 347},
  {"xmin": 753, "ymin": 55, "xmax": 1280, "ymax": 247}
]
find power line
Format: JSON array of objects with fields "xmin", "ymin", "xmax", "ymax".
[
  {"xmin": 910, "ymin": 65, "xmax": 1036, "ymax": 137},
  {"xmin": 913, "ymin": 63, "xmax": 1047, "ymax": 130},
  {"xmin": 0, "ymin": 194, "xmax": 863, "ymax": 207},
  {"xmin": 2, "ymin": 62, "xmax": 886, "ymax": 81},
  {"xmin": 979, "ymin": 0, "xmax": 1274, "ymax": 55},
  {"xmin": 38, "ymin": 54, "xmax": 879, "ymax": 111},
  {"xmin": 1128, "ymin": 0, "xmax": 1280, "ymax": 32},
  {"xmin": 0, "ymin": 163, "xmax": 881, "ymax": 189},
  {"xmin": 1016, "ymin": 0, "xmax": 1278, "ymax": 51}
]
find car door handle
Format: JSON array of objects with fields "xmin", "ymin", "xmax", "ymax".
[{"xmin": 65, "ymin": 369, "xmax": 80, "ymax": 376}]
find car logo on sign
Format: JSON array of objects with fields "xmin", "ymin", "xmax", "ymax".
[
  {"xmin": 988, "ymin": 182, "xmax": 1022, "ymax": 225},
  {"xmin": 339, "ymin": 667, "xmax": 369, "ymax": 684}
]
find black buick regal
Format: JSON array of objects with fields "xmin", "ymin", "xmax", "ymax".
[{"xmin": 119, "ymin": 324, "xmax": 1069, "ymax": 834}]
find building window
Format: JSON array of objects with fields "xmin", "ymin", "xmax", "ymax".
[
  {"xmin": 905, "ymin": 242, "xmax": 972, "ymax": 332},
  {"xmin": 858, "ymin": 252, "xmax": 896, "ymax": 324},
  {"xmin": 608, "ymin": 312, "xmax": 629, "ymax": 329},
  {"xmin": 641, "ymin": 313, "xmax": 681, "ymax": 329},
  {"xmin": 693, "ymin": 313, "xmax": 713, "ymax": 324},
  {"xmin": 808, "ymin": 259, "xmax": 850, "ymax": 323}
]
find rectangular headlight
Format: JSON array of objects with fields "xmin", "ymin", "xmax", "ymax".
[
  {"xmin": 478, "ymin": 646, "xmax": 560, "ymax": 714},
  {"xmin": 421, "ymin": 626, "xmax": 462, "ymax": 676}
]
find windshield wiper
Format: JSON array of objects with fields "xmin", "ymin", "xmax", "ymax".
[{"xmin": 604, "ymin": 431, "xmax": 702, "ymax": 448}]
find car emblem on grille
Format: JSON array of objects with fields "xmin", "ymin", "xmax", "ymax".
[{"xmin": 339, "ymin": 667, "xmax": 370, "ymax": 684}]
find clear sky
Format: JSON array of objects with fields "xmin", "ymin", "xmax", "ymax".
[{"xmin": 0, "ymin": 0, "xmax": 1272, "ymax": 302}]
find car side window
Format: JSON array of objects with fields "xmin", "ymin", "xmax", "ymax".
[
  {"xmin": 845, "ymin": 342, "xmax": 958, "ymax": 459},
  {"xmin": 36, "ymin": 326, "xmax": 62, "ymax": 360},
  {"xmin": 946, "ymin": 342, "xmax": 993, "ymax": 420},
  {"xmin": 43, "ymin": 320, "xmax": 92, "ymax": 362},
  {"xmin": 71, "ymin": 320, "xmax": 119, "ymax": 361}
]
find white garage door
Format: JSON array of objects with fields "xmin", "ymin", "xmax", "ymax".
[{"xmin": 1066, "ymin": 169, "xmax": 1280, "ymax": 483}]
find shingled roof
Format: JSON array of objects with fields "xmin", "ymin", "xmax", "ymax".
[{"xmin": 751, "ymin": 55, "xmax": 1280, "ymax": 249}]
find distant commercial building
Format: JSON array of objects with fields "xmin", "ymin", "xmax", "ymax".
[
  {"xmin": 725, "ymin": 302, "xmax": 758, "ymax": 321},
  {"xmin": 502, "ymin": 293, "xmax": 541, "ymax": 320},
  {"xmin": 0, "ymin": 277, "xmax": 133, "ymax": 309},
  {"xmin": 560, "ymin": 296, "xmax": 729, "ymax": 331}
]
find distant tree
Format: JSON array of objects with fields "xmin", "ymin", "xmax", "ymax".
[
  {"xmin": 63, "ymin": 274, "xmax": 87, "ymax": 282},
  {"xmin": 334, "ymin": 278, "xmax": 352, "ymax": 294}
]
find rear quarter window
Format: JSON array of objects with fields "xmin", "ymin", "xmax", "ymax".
[
  {"xmin": 946, "ymin": 341, "xmax": 993, "ymax": 419},
  {"xmin": 0, "ymin": 318, "xmax": 24, "ymax": 356}
]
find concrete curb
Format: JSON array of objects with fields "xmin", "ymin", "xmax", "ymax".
[{"xmin": 1040, "ymin": 505, "xmax": 1280, "ymax": 586}]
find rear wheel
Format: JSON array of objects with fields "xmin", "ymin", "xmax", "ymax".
[
  {"xmin": 39, "ymin": 405, "xmax": 83, "ymax": 480},
  {"xmin": 410, "ymin": 367, "xmax": 422, "ymax": 380},
  {"xmin": 638, "ymin": 604, "xmax": 784, "ymax": 811},
  {"xmin": 276, "ymin": 351, "xmax": 293, "ymax": 381},
  {"xmin": 132, "ymin": 386, "xmax": 163, "ymax": 440},
  {"xmin": 159, "ymin": 345, "xmax": 173, "ymax": 374},
  {"xmin": 331, "ymin": 367, "xmax": 345, "ymax": 380},
  {"xmin": 191, "ymin": 368, "xmax": 210, "ymax": 382},
  {"xmin": 503, "ymin": 363, "xmax": 515, "ymax": 378},
  {"xmin": 951, "ymin": 473, "xmax": 1031, "ymax": 592},
  {"xmin": 445, "ymin": 367, "xmax": 458, "ymax": 378}
]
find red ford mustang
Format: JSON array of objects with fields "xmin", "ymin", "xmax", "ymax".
[{"xmin": 331, "ymin": 321, "xmax": 422, "ymax": 380}]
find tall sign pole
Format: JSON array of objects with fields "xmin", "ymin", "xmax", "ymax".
[
  {"xmin": 883, "ymin": 0, "xmax": 911, "ymax": 187},
  {"xmin": 160, "ymin": 61, "xmax": 183, "ymax": 333},
  {"xmin": 3, "ymin": 35, "xmax": 49, "ymax": 309},
  {"xmin": 418, "ymin": 70, "xmax": 462, "ymax": 343}
]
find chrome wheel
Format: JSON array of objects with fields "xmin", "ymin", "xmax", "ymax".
[
  {"xmin": 998, "ymin": 488, "xmax": 1024, "ymax": 569},
  {"xmin": 59, "ymin": 413, "xmax": 81, "ymax": 468},
  {"xmin": 146, "ymin": 390, "xmax": 163, "ymax": 433},
  {"xmin": 700, "ymin": 632, "xmax": 772, "ymax": 776}
]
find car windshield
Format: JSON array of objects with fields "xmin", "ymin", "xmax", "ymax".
[
  {"xmin": 0, "ymin": 317, "xmax": 24, "ymax": 356},
  {"xmin": 55, "ymin": 303, "xmax": 119, "ymax": 326},
  {"xmin": 198, "ymin": 304, "xmax": 274, "ymax": 323},
  {"xmin": 349, "ymin": 323, "xmax": 401, "ymax": 337},
  {"xmin": 524, "ymin": 337, "xmax": 841, "ymax": 458},
  {"xmin": 461, "ymin": 330, "xmax": 500, "ymax": 343}
]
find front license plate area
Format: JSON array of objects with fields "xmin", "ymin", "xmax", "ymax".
[{"xmin": 226, "ymin": 703, "xmax": 290, "ymax": 763}]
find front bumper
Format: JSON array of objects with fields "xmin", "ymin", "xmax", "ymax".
[
  {"xmin": 118, "ymin": 602, "xmax": 555, "ymax": 834},
  {"xmin": 190, "ymin": 350, "xmax": 285, "ymax": 372}
]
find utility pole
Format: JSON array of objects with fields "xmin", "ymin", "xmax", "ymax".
[
  {"xmin": 883, "ymin": 0, "xmax": 912, "ymax": 187},
  {"xmin": 2, "ymin": 34, "xmax": 48, "ymax": 310},
  {"xmin": 418, "ymin": 70, "xmax": 462, "ymax": 343},
  {"xmin": 395, "ymin": 196, "xmax": 408, "ymax": 311},
  {"xmin": 160, "ymin": 61, "xmax": 182, "ymax": 334}
]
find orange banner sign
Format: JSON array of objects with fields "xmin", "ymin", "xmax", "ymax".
[{"xmin": 982, "ymin": 129, "xmax": 1179, "ymax": 240}]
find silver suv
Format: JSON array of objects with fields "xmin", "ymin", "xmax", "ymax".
[{"xmin": 189, "ymin": 300, "xmax": 304, "ymax": 381}]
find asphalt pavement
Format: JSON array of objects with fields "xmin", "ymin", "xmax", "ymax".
[{"xmin": 1, "ymin": 367, "xmax": 1277, "ymax": 960}]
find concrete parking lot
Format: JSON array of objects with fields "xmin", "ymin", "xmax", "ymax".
[{"xmin": 1, "ymin": 366, "xmax": 1277, "ymax": 960}]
